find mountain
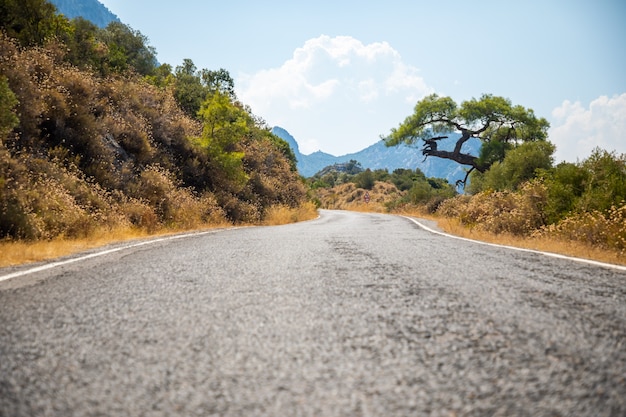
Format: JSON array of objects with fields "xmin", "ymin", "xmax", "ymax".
[
  {"xmin": 49, "ymin": 0, "xmax": 120, "ymax": 28},
  {"xmin": 271, "ymin": 127, "xmax": 482, "ymax": 183}
]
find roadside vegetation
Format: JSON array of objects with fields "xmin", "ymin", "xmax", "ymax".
[
  {"xmin": 309, "ymin": 146, "xmax": 626, "ymax": 266},
  {"xmin": 1, "ymin": 1, "xmax": 623, "ymax": 269},
  {"xmin": 0, "ymin": 0, "xmax": 313, "ymax": 267}
]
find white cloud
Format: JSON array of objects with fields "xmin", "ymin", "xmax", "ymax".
[
  {"xmin": 549, "ymin": 94, "xmax": 626, "ymax": 162},
  {"xmin": 237, "ymin": 35, "xmax": 433, "ymax": 155}
]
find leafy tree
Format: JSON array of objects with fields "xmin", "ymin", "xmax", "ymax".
[
  {"xmin": 577, "ymin": 148, "xmax": 626, "ymax": 213},
  {"xmin": 201, "ymin": 68, "xmax": 236, "ymax": 100},
  {"xmin": 145, "ymin": 63, "xmax": 173, "ymax": 88},
  {"xmin": 468, "ymin": 140, "xmax": 555, "ymax": 193},
  {"xmin": 354, "ymin": 168, "xmax": 375, "ymax": 190},
  {"xmin": 195, "ymin": 92, "xmax": 249, "ymax": 191},
  {"xmin": 99, "ymin": 21, "xmax": 157, "ymax": 75},
  {"xmin": 63, "ymin": 17, "xmax": 104, "ymax": 71},
  {"xmin": 172, "ymin": 63, "xmax": 241, "ymax": 119},
  {"xmin": 405, "ymin": 177, "xmax": 456, "ymax": 211},
  {"xmin": 540, "ymin": 162, "xmax": 587, "ymax": 223},
  {"xmin": 384, "ymin": 93, "xmax": 550, "ymax": 186},
  {"xmin": 0, "ymin": 0, "xmax": 71, "ymax": 46},
  {"xmin": 173, "ymin": 59, "xmax": 208, "ymax": 117},
  {"xmin": 390, "ymin": 168, "xmax": 426, "ymax": 191}
]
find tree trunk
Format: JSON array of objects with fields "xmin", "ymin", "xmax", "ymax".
[
  {"xmin": 422, "ymin": 131, "xmax": 487, "ymax": 173},
  {"xmin": 425, "ymin": 149, "xmax": 484, "ymax": 171}
]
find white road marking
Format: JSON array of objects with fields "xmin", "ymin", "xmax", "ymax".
[
  {"xmin": 0, "ymin": 229, "xmax": 229, "ymax": 283},
  {"xmin": 3, "ymin": 214, "xmax": 623, "ymax": 283},
  {"xmin": 402, "ymin": 216, "xmax": 626, "ymax": 272}
]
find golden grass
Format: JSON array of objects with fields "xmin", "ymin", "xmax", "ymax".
[
  {"xmin": 401, "ymin": 209, "xmax": 626, "ymax": 267},
  {"xmin": 4, "ymin": 200, "xmax": 621, "ymax": 269},
  {"xmin": 0, "ymin": 203, "xmax": 319, "ymax": 268},
  {"xmin": 0, "ymin": 226, "xmax": 147, "ymax": 268},
  {"xmin": 0, "ymin": 222, "xmax": 230, "ymax": 268},
  {"xmin": 262, "ymin": 202, "xmax": 319, "ymax": 225}
]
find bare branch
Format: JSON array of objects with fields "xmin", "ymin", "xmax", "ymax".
[{"xmin": 455, "ymin": 166, "xmax": 476, "ymax": 189}]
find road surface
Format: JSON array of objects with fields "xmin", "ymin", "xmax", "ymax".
[{"xmin": 1, "ymin": 210, "xmax": 625, "ymax": 416}]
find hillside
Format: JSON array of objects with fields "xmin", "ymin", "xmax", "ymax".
[
  {"xmin": 49, "ymin": 0, "xmax": 120, "ymax": 27},
  {"xmin": 0, "ymin": 3, "xmax": 308, "ymax": 242},
  {"xmin": 271, "ymin": 126, "xmax": 481, "ymax": 181}
]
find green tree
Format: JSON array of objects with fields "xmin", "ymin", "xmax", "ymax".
[
  {"xmin": 195, "ymin": 92, "xmax": 249, "ymax": 190},
  {"xmin": 405, "ymin": 176, "xmax": 456, "ymax": 211},
  {"xmin": 201, "ymin": 68, "xmax": 236, "ymax": 100},
  {"xmin": 173, "ymin": 59, "xmax": 207, "ymax": 117},
  {"xmin": 577, "ymin": 148, "xmax": 626, "ymax": 213},
  {"xmin": 63, "ymin": 17, "xmax": 105, "ymax": 71},
  {"xmin": 0, "ymin": 0, "xmax": 71, "ymax": 46},
  {"xmin": 468, "ymin": 140, "xmax": 555, "ymax": 193},
  {"xmin": 384, "ymin": 93, "xmax": 550, "ymax": 186},
  {"xmin": 145, "ymin": 63, "xmax": 173, "ymax": 88},
  {"xmin": 354, "ymin": 168, "xmax": 375, "ymax": 190},
  {"xmin": 99, "ymin": 21, "xmax": 157, "ymax": 75},
  {"xmin": 391, "ymin": 168, "xmax": 426, "ymax": 191},
  {"xmin": 540, "ymin": 162, "xmax": 587, "ymax": 223}
]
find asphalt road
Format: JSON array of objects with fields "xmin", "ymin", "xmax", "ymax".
[{"xmin": 1, "ymin": 210, "xmax": 625, "ymax": 416}]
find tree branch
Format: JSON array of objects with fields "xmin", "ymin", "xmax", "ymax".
[
  {"xmin": 424, "ymin": 148, "xmax": 481, "ymax": 170},
  {"xmin": 455, "ymin": 166, "xmax": 476, "ymax": 189}
]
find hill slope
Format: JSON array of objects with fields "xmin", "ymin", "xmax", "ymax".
[
  {"xmin": 271, "ymin": 126, "xmax": 481, "ymax": 182},
  {"xmin": 49, "ymin": 0, "xmax": 120, "ymax": 27}
]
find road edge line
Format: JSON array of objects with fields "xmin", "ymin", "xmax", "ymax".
[
  {"xmin": 401, "ymin": 215, "xmax": 626, "ymax": 272},
  {"xmin": 0, "ymin": 229, "xmax": 229, "ymax": 283}
]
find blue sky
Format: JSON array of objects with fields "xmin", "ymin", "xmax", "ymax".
[{"xmin": 98, "ymin": 0, "xmax": 626, "ymax": 162}]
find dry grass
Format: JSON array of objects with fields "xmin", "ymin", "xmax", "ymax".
[
  {"xmin": 262, "ymin": 202, "xmax": 319, "ymax": 225},
  {"xmin": 0, "ymin": 226, "xmax": 147, "ymax": 268},
  {"xmin": 0, "ymin": 222, "xmax": 232, "ymax": 268},
  {"xmin": 400, "ymin": 209, "xmax": 626, "ymax": 267},
  {"xmin": 313, "ymin": 181, "xmax": 405, "ymax": 213},
  {"xmin": 0, "ymin": 203, "xmax": 318, "ymax": 268}
]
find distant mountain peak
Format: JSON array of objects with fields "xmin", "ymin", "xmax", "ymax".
[{"xmin": 271, "ymin": 126, "xmax": 481, "ymax": 182}]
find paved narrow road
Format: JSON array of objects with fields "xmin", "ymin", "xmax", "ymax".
[{"xmin": 1, "ymin": 210, "xmax": 625, "ymax": 416}]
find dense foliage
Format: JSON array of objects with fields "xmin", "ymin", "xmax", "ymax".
[
  {"xmin": 384, "ymin": 94, "xmax": 550, "ymax": 186},
  {"xmin": 380, "ymin": 89, "xmax": 625, "ymax": 256},
  {"xmin": 0, "ymin": 0, "xmax": 306, "ymax": 239}
]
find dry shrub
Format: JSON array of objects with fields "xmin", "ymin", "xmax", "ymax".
[
  {"xmin": 241, "ymin": 135, "xmax": 307, "ymax": 209},
  {"xmin": 125, "ymin": 165, "xmax": 207, "ymax": 228},
  {"xmin": 533, "ymin": 203, "xmax": 626, "ymax": 254},
  {"xmin": 198, "ymin": 192, "xmax": 229, "ymax": 225},
  {"xmin": 263, "ymin": 202, "xmax": 318, "ymax": 225},
  {"xmin": 118, "ymin": 198, "xmax": 159, "ymax": 232},
  {"xmin": 0, "ymin": 32, "xmax": 311, "ymax": 248},
  {"xmin": 163, "ymin": 188, "xmax": 206, "ymax": 229},
  {"xmin": 119, "ymin": 177, "xmax": 227, "ymax": 231},
  {"xmin": 436, "ymin": 180, "xmax": 548, "ymax": 236},
  {"xmin": 217, "ymin": 192, "xmax": 261, "ymax": 223},
  {"xmin": 314, "ymin": 181, "xmax": 405, "ymax": 212},
  {"xmin": 1, "ymin": 171, "xmax": 95, "ymax": 240},
  {"xmin": 0, "ymin": 37, "xmax": 48, "ymax": 142}
]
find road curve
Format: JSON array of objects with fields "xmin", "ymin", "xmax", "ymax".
[{"xmin": 1, "ymin": 210, "xmax": 625, "ymax": 416}]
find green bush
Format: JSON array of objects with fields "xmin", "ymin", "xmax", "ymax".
[{"xmin": 469, "ymin": 140, "xmax": 555, "ymax": 193}]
